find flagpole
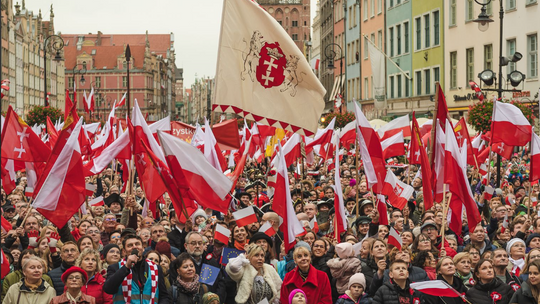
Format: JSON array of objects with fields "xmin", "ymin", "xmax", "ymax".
[
  {"xmin": 20, "ymin": 207, "xmax": 34, "ymax": 228},
  {"xmin": 440, "ymin": 184, "xmax": 450, "ymax": 252},
  {"xmin": 355, "ymin": 140, "xmax": 360, "ymax": 217},
  {"xmin": 429, "ymin": 84, "xmax": 439, "ymax": 164}
]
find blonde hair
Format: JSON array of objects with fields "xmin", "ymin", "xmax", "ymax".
[
  {"xmin": 245, "ymin": 243, "xmax": 265, "ymax": 259},
  {"xmin": 293, "ymin": 246, "xmax": 311, "ymax": 260},
  {"xmin": 75, "ymin": 248, "xmax": 103, "ymax": 273},
  {"xmin": 22, "ymin": 256, "xmax": 47, "ymax": 272},
  {"xmin": 453, "ymin": 252, "xmax": 471, "ymax": 265}
]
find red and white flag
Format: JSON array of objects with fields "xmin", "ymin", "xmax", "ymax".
[
  {"xmin": 479, "ymin": 163, "xmax": 488, "ymax": 176},
  {"xmin": 381, "ymin": 131, "xmax": 405, "ymax": 159},
  {"xmin": 259, "ymin": 221, "xmax": 276, "ymax": 237},
  {"xmin": 491, "ymin": 100, "xmax": 532, "ymax": 147},
  {"xmin": 306, "ymin": 117, "xmax": 335, "ymax": 153},
  {"xmin": 233, "ymin": 206, "xmax": 258, "ymax": 227},
  {"xmin": 214, "ymin": 224, "xmax": 231, "ymax": 244},
  {"xmin": 339, "ymin": 120, "xmax": 357, "ymax": 146},
  {"xmin": 484, "ymin": 185, "xmax": 495, "ymax": 200},
  {"xmin": 1, "ymin": 248, "xmax": 9, "ymax": 279},
  {"xmin": 387, "ymin": 227, "xmax": 402, "ymax": 250},
  {"xmin": 410, "ymin": 113, "xmax": 433, "ymax": 210},
  {"xmin": 83, "ymin": 130, "xmax": 131, "ymax": 176},
  {"xmin": 433, "ymin": 123, "xmax": 446, "ymax": 203},
  {"xmin": 272, "ymin": 141, "xmax": 305, "ymax": 253},
  {"xmin": 88, "ymin": 196, "xmax": 104, "ymax": 207},
  {"xmin": 203, "ymin": 119, "xmax": 227, "ymax": 172},
  {"xmin": 115, "ymin": 92, "xmax": 127, "ymax": 108},
  {"xmin": 411, "ymin": 280, "xmax": 463, "ymax": 298},
  {"xmin": 501, "ymin": 214, "xmax": 509, "ymax": 234},
  {"xmin": 530, "ymin": 131, "xmax": 540, "ymax": 182},
  {"xmin": 271, "ymin": 133, "xmax": 302, "ymax": 167},
  {"xmin": 158, "ymin": 131, "xmax": 233, "ymax": 213},
  {"xmin": 382, "ymin": 169, "xmax": 414, "ymax": 210},
  {"xmin": 377, "ymin": 114, "xmax": 411, "ymax": 140},
  {"xmin": 308, "ymin": 216, "xmax": 319, "ymax": 233},
  {"xmin": 1, "ymin": 215, "xmax": 12, "ymax": 233},
  {"xmin": 376, "ymin": 194, "xmax": 389, "ymax": 225},
  {"xmin": 213, "ymin": 0, "xmax": 325, "ymax": 136},
  {"xmin": 32, "ymin": 118, "xmax": 86, "ymax": 229},
  {"xmin": 332, "ymin": 140, "xmax": 347, "ymax": 241},
  {"xmin": 85, "ymin": 183, "xmax": 97, "ymax": 196}
]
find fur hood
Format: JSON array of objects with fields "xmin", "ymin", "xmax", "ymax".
[{"xmin": 226, "ymin": 263, "xmax": 282, "ymax": 304}]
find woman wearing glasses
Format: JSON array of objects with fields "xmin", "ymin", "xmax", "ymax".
[
  {"xmin": 75, "ymin": 248, "xmax": 112, "ymax": 304},
  {"xmin": 50, "ymin": 266, "xmax": 96, "ymax": 304}
]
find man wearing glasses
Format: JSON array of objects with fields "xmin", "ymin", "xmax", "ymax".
[
  {"xmin": 48, "ymin": 242, "xmax": 80, "ymax": 295},
  {"xmin": 101, "ymin": 214, "xmax": 118, "ymax": 246}
]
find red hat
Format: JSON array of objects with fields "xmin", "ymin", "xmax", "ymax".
[
  {"xmin": 61, "ymin": 266, "xmax": 88, "ymax": 284},
  {"xmin": 155, "ymin": 239, "xmax": 172, "ymax": 259}
]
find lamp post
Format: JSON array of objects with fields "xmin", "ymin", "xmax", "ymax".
[
  {"xmin": 125, "ymin": 45, "xmax": 131, "ymax": 118},
  {"xmin": 325, "ymin": 43, "xmax": 343, "ymax": 113},
  {"xmin": 73, "ymin": 61, "xmax": 87, "ymax": 98},
  {"xmin": 43, "ymin": 35, "xmax": 64, "ymax": 106},
  {"xmin": 473, "ymin": 0, "xmax": 526, "ymax": 187}
]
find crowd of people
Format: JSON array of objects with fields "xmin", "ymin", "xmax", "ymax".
[{"xmin": 1, "ymin": 150, "xmax": 540, "ymax": 304}]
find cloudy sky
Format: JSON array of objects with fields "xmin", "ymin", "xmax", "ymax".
[{"xmin": 33, "ymin": 0, "xmax": 317, "ymax": 88}]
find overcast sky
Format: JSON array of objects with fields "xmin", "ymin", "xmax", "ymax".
[{"xmin": 33, "ymin": 0, "xmax": 317, "ymax": 88}]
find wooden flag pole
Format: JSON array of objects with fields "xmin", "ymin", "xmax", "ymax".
[
  {"xmin": 20, "ymin": 207, "xmax": 33, "ymax": 228},
  {"xmin": 440, "ymin": 184, "xmax": 450, "ymax": 247}
]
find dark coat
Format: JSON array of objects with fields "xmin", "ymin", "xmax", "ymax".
[
  {"xmin": 48, "ymin": 261, "xmax": 70, "ymax": 295},
  {"xmin": 281, "ymin": 266, "xmax": 332, "ymax": 304},
  {"xmin": 466, "ymin": 278, "xmax": 514, "ymax": 304},
  {"xmin": 167, "ymin": 227, "xmax": 188, "ymax": 253},
  {"xmin": 360, "ymin": 258, "xmax": 377, "ymax": 294},
  {"xmin": 509, "ymin": 281, "xmax": 537, "ymax": 304},
  {"xmin": 423, "ymin": 275, "xmax": 467, "ymax": 304},
  {"xmin": 372, "ymin": 280, "xmax": 423, "ymax": 304},
  {"xmin": 169, "ymin": 282, "xmax": 209, "ymax": 304}
]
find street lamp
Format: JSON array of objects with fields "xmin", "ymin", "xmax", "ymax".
[
  {"xmin": 473, "ymin": 0, "xmax": 527, "ymax": 187},
  {"xmin": 73, "ymin": 61, "xmax": 87, "ymax": 87},
  {"xmin": 325, "ymin": 43, "xmax": 343, "ymax": 112},
  {"xmin": 43, "ymin": 35, "xmax": 64, "ymax": 106}
]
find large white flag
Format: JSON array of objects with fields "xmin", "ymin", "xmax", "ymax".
[
  {"xmin": 213, "ymin": 0, "xmax": 325, "ymax": 136},
  {"xmin": 367, "ymin": 40, "xmax": 386, "ymax": 109}
]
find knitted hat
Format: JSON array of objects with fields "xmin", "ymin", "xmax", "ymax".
[
  {"xmin": 101, "ymin": 243, "xmax": 120, "ymax": 259},
  {"xmin": 155, "ymin": 237, "xmax": 172, "ymax": 259},
  {"xmin": 335, "ymin": 242, "xmax": 354, "ymax": 259},
  {"xmin": 288, "ymin": 289, "xmax": 307, "ymax": 304},
  {"xmin": 294, "ymin": 241, "xmax": 311, "ymax": 252},
  {"xmin": 61, "ymin": 266, "xmax": 88, "ymax": 284},
  {"xmin": 506, "ymin": 238, "xmax": 526, "ymax": 255},
  {"xmin": 526, "ymin": 233, "xmax": 540, "ymax": 247},
  {"xmin": 348, "ymin": 273, "xmax": 366, "ymax": 289},
  {"xmin": 202, "ymin": 292, "xmax": 220, "ymax": 304}
]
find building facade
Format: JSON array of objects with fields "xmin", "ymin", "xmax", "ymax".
[
  {"xmin": 61, "ymin": 31, "xmax": 176, "ymax": 121},
  {"xmin": 344, "ymin": 0, "xmax": 360, "ymax": 111},
  {"xmin": 320, "ymin": 0, "xmax": 334, "ymax": 110}
]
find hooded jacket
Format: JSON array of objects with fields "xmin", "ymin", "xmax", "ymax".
[
  {"xmin": 466, "ymin": 278, "xmax": 514, "ymax": 304},
  {"xmin": 509, "ymin": 281, "xmax": 538, "ymax": 304}
]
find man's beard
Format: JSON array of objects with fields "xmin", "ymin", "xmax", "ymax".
[{"xmin": 188, "ymin": 249, "xmax": 203, "ymax": 257}]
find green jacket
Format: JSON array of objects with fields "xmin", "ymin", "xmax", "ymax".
[{"xmin": 1, "ymin": 270, "xmax": 54, "ymax": 302}]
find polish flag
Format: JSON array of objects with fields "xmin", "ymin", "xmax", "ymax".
[
  {"xmin": 148, "ymin": 116, "xmax": 172, "ymax": 135},
  {"xmin": 411, "ymin": 280, "xmax": 463, "ymax": 298},
  {"xmin": 203, "ymin": 119, "xmax": 227, "ymax": 172},
  {"xmin": 381, "ymin": 131, "xmax": 405, "ymax": 159},
  {"xmin": 32, "ymin": 118, "xmax": 86, "ymax": 229},
  {"xmin": 1, "ymin": 248, "xmax": 9, "ymax": 279},
  {"xmin": 83, "ymin": 130, "xmax": 131, "ymax": 176},
  {"xmin": 491, "ymin": 100, "xmax": 532, "ymax": 147},
  {"xmin": 382, "ymin": 169, "xmax": 414, "ymax": 210},
  {"xmin": 259, "ymin": 221, "xmax": 276, "ymax": 237},
  {"xmin": 214, "ymin": 224, "xmax": 231, "ymax": 244},
  {"xmin": 339, "ymin": 120, "xmax": 357, "ymax": 146},
  {"xmin": 158, "ymin": 131, "xmax": 233, "ymax": 213},
  {"xmin": 88, "ymin": 196, "xmax": 104, "ymax": 207},
  {"xmin": 387, "ymin": 227, "xmax": 402, "ymax": 250},
  {"xmin": 332, "ymin": 139, "xmax": 347, "ymax": 241},
  {"xmin": 83, "ymin": 90, "xmax": 89, "ymax": 113},
  {"xmin": 479, "ymin": 163, "xmax": 488, "ymax": 176},
  {"xmin": 376, "ymin": 194, "xmax": 389, "ymax": 225},
  {"xmin": 271, "ymin": 133, "xmax": 302, "ymax": 168},
  {"xmin": 530, "ymin": 132, "xmax": 540, "ymax": 182},
  {"xmin": 233, "ymin": 206, "xmax": 258, "ymax": 227},
  {"xmin": 410, "ymin": 113, "xmax": 433, "ymax": 210},
  {"xmin": 308, "ymin": 216, "xmax": 319, "ymax": 233},
  {"xmin": 272, "ymin": 141, "xmax": 305, "ymax": 253},
  {"xmin": 377, "ymin": 114, "xmax": 411, "ymax": 140},
  {"xmin": 1, "ymin": 215, "xmax": 12, "ymax": 233},
  {"xmin": 484, "ymin": 186, "xmax": 495, "ymax": 200},
  {"xmin": 115, "ymin": 92, "xmax": 127, "ymax": 108},
  {"xmin": 306, "ymin": 117, "xmax": 335, "ymax": 153},
  {"xmin": 501, "ymin": 214, "xmax": 509, "ymax": 234},
  {"xmin": 85, "ymin": 183, "xmax": 97, "ymax": 197},
  {"xmin": 445, "ymin": 120, "xmax": 481, "ymax": 234},
  {"xmin": 353, "ymin": 102, "xmax": 387, "ymax": 193},
  {"xmin": 471, "ymin": 135, "xmax": 484, "ymax": 158},
  {"xmin": 433, "ymin": 123, "xmax": 446, "ymax": 203},
  {"xmin": 84, "ymin": 87, "xmax": 95, "ymax": 112}
]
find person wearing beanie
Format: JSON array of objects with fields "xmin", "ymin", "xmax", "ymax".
[
  {"xmin": 327, "ymin": 242, "xmax": 362, "ymax": 294},
  {"xmin": 201, "ymin": 292, "xmax": 220, "ymax": 304},
  {"xmin": 507, "ymin": 238, "xmax": 527, "ymax": 276},
  {"xmin": 335, "ymin": 273, "xmax": 370, "ymax": 304},
  {"xmin": 101, "ymin": 243, "xmax": 121, "ymax": 274},
  {"xmin": 288, "ymin": 289, "xmax": 307, "ymax": 304},
  {"xmin": 50, "ymin": 266, "xmax": 95, "ymax": 304},
  {"xmin": 155, "ymin": 237, "xmax": 173, "ymax": 260},
  {"xmin": 526, "ymin": 233, "xmax": 540, "ymax": 250}
]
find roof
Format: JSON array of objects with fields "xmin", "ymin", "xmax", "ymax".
[{"xmin": 63, "ymin": 44, "xmax": 146, "ymax": 70}]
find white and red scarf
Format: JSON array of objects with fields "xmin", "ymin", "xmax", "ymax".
[{"xmin": 120, "ymin": 259, "xmax": 159, "ymax": 303}]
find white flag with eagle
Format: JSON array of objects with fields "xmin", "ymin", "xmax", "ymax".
[{"xmin": 213, "ymin": 0, "xmax": 326, "ymax": 136}]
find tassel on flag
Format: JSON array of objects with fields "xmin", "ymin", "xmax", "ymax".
[
  {"xmin": 232, "ymin": 206, "xmax": 258, "ymax": 227},
  {"xmin": 387, "ymin": 227, "xmax": 402, "ymax": 250},
  {"xmin": 259, "ymin": 221, "xmax": 276, "ymax": 237},
  {"xmin": 501, "ymin": 214, "xmax": 509, "ymax": 234},
  {"xmin": 88, "ymin": 196, "xmax": 104, "ymax": 207},
  {"xmin": 484, "ymin": 185, "xmax": 495, "ymax": 200},
  {"xmin": 85, "ymin": 183, "xmax": 97, "ymax": 196},
  {"xmin": 214, "ymin": 224, "xmax": 231, "ymax": 244}
]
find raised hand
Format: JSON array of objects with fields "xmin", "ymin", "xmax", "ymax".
[
  {"xmin": 48, "ymin": 232, "xmax": 60, "ymax": 253},
  {"xmin": 27, "ymin": 229, "xmax": 40, "ymax": 249}
]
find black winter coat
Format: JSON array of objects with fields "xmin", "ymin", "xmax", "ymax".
[
  {"xmin": 47, "ymin": 261, "xmax": 70, "ymax": 295},
  {"xmin": 169, "ymin": 282, "xmax": 209, "ymax": 304},
  {"xmin": 466, "ymin": 278, "xmax": 514, "ymax": 304},
  {"xmin": 423, "ymin": 275, "xmax": 467, "ymax": 304},
  {"xmin": 360, "ymin": 258, "xmax": 378, "ymax": 293},
  {"xmin": 509, "ymin": 281, "xmax": 538, "ymax": 304},
  {"xmin": 372, "ymin": 280, "xmax": 423, "ymax": 304}
]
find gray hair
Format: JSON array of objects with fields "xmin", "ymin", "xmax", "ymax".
[
  {"xmin": 185, "ymin": 231, "xmax": 203, "ymax": 244},
  {"xmin": 22, "ymin": 256, "xmax": 46, "ymax": 272}
]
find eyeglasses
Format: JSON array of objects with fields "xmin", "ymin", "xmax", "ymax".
[
  {"xmin": 189, "ymin": 241, "xmax": 204, "ymax": 246},
  {"xmin": 67, "ymin": 276, "xmax": 82, "ymax": 281},
  {"xmin": 87, "ymin": 230, "xmax": 100, "ymax": 234},
  {"xmin": 424, "ymin": 227, "xmax": 436, "ymax": 232},
  {"xmin": 105, "ymin": 218, "xmax": 116, "ymax": 222}
]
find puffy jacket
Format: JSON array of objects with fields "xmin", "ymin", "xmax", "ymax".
[
  {"xmin": 327, "ymin": 257, "xmax": 362, "ymax": 294},
  {"xmin": 48, "ymin": 261, "xmax": 71, "ymax": 295},
  {"xmin": 509, "ymin": 281, "xmax": 537, "ymax": 304},
  {"xmin": 335, "ymin": 291, "xmax": 372, "ymax": 304},
  {"xmin": 80, "ymin": 272, "xmax": 112, "ymax": 304},
  {"xmin": 423, "ymin": 275, "xmax": 467, "ymax": 304},
  {"xmin": 466, "ymin": 278, "xmax": 514, "ymax": 304},
  {"xmin": 50, "ymin": 292, "xmax": 96, "ymax": 304},
  {"xmin": 372, "ymin": 280, "xmax": 423, "ymax": 304},
  {"xmin": 281, "ymin": 266, "xmax": 332, "ymax": 304},
  {"xmin": 1, "ymin": 270, "xmax": 54, "ymax": 302}
]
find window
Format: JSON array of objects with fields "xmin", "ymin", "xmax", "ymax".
[
  {"xmin": 371, "ymin": 0, "xmax": 375, "ymax": 16},
  {"xmin": 364, "ymin": 36, "xmax": 369, "ymax": 59},
  {"xmin": 389, "ymin": 27, "xmax": 394, "ymax": 57},
  {"xmin": 433, "ymin": 11, "xmax": 440, "ymax": 45},
  {"xmin": 466, "ymin": 48, "xmax": 474, "ymax": 84},
  {"xmin": 424, "ymin": 15, "xmax": 430, "ymax": 48},
  {"xmin": 405, "ymin": 73, "xmax": 410, "ymax": 97},
  {"xmin": 450, "ymin": 51, "xmax": 457, "ymax": 89},
  {"xmin": 415, "ymin": 17, "xmax": 421, "ymax": 50},
  {"xmin": 389, "ymin": 0, "xmax": 393, "ymax": 7},
  {"xmin": 424, "ymin": 70, "xmax": 431, "ymax": 94},
  {"xmin": 450, "ymin": 0, "xmax": 457, "ymax": 26},
  {"xmin": 292, "ymin": 34, "xmax": 298, "ymax": 40},
  {"xmin": 378, "ymin": 0, "xmax": 382, "ymax": 13},
  {"xmin": 364, "ymin": 0, "xmax": 368, "ymax": 20},
  {"xmin": 68, "ymin": 77, "xmax": 74, "ymax": 88},
  {"xmin": 507, "ymin": 39, "xmax": 517, "ymax": 73},
  {"xmin": 292, "ymin": 21, "xmax": 298, "ymax": 27},
  {"xmin": 378, "ymin": 30, "xmax": 383, "ymax": 48},
  {"xmin": 484, "ymin": 44, "xmax": 493, "ymax": 70},
  {"xmin": 95, "ymin": 76, "xmax": 101, "ymax": 88},
  {"xmin": 390, "ymin": 76, "xmax": 395, "ymax": 98},
  {"xmin": 507, "ymin": 0, "xmax": 516, "ymax": 10},
  {"xmin": 526, "ymin": 0, "xmax": 538, "ymax": 5},
  {"xmin": 397, "ymin": 25, "xmax": 402, "ymax": 55},
  {"xmin": 433, "ymin": 67, "xmax": 440, "ymax": 92},
  {"xmin": 528, "ymin": 34, "xmax": 538, "ymax": 78},
  {"xmin": 404, "ymin": 22, "xmax": 409, "ymax": 53},
  {"xmin": 466, "ymin": 0, "xmax": 474, "ymax": 22},
  {"xmin": 123, "ymin": 76, "xmax": 128, "ymax": 87},
  {"xmin": 486, "ymin": 1, "xmax": 493, "ymax": 15},
  {"xmin": 397, "ymin": 74, "xmax": 402, "ymax": 97},
  {"xmin": 415, "ymin": 71, "xmax": 422, "ymax": 95},
  {"xmin": 364, "ymin": 77, "xmax": 369, "ymax": 99}
]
